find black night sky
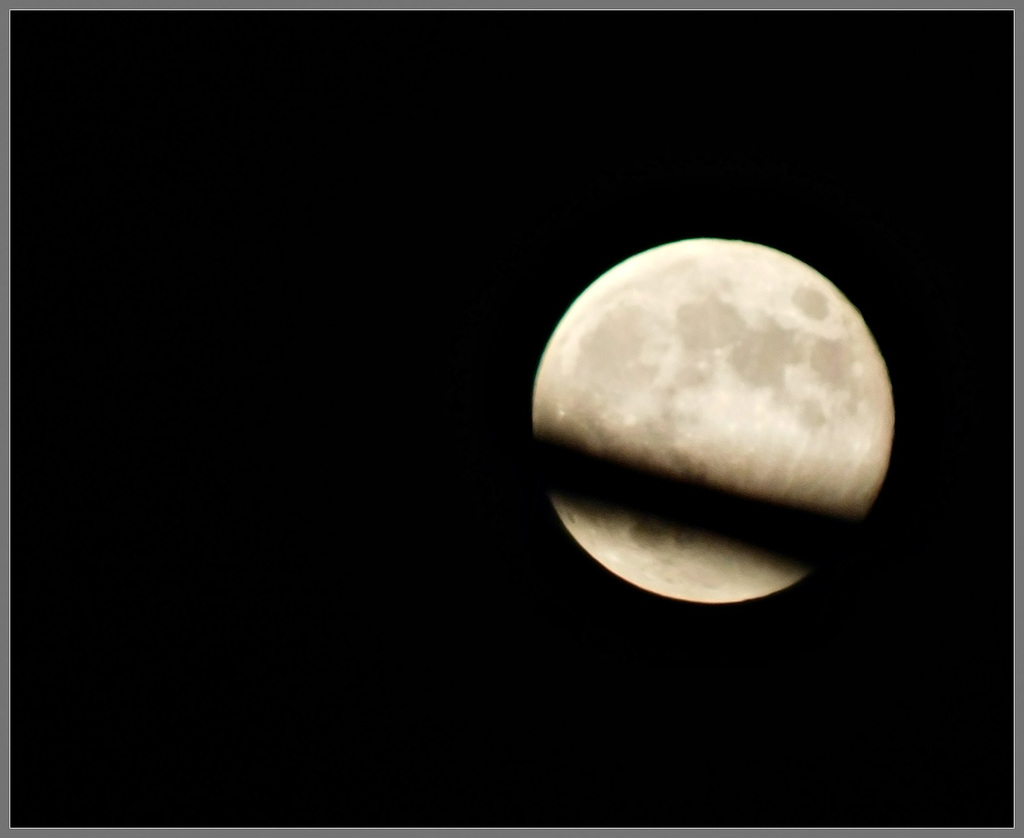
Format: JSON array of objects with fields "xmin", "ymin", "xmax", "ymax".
[{"xmin": 19, "ymin": 10, "xmax": 1012, "ymax": 827}]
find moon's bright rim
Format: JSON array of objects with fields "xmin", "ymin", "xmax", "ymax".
[{"xmin": 532, "ymin": 238, "xmax": 894, "ymax": 603}]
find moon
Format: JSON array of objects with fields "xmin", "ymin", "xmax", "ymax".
[{"xmin": 532, "ymin": 238, "xmax": 894, "ymax": 602}]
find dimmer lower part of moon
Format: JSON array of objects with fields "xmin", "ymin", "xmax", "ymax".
[
  {"xmin": 550, "ymin": 491, "xmax": 812, "ymax": 604},
  {"xmin": 533, "ymin": 238, "xmax": 895, "ymax": 522}
]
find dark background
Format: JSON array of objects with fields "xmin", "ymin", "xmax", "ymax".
[{"xmin": 19, "ymin": 10, "xmax": 1012, "ymax": 827}]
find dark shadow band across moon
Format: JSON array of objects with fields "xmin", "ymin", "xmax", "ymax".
[{"xmin": 535, "ymin": 439, "xmax": 868, "ymax": 602}]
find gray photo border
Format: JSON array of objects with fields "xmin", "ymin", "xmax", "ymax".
[{"xmin": 8, "ymin": 3, "xmax": 1014, "ymax": 836}]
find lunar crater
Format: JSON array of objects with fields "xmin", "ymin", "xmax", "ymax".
[
  {"xmin": 810, "ymin": 337, "xmax": 853, "ymax": 382},
  {"xmin": 793, "ymin": 286, "xmax": 830, "ymax": 320}
]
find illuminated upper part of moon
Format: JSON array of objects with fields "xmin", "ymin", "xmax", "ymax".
[{"xmin": 533, "ymin": 238, "xmax": 895, "ymax": 521}]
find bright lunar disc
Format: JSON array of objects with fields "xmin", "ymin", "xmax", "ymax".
[{"xmin": 533, "ymin": 238, "xmax": 895, "ymax": 523}]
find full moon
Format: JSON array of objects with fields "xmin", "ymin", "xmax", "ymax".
[{"xmin": 533, "ymin": 238, "xmax": 894, "ymax": 602}]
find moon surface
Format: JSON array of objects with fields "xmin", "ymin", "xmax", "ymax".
[
  {"xmin": 532, "ymin": 238, "xmax": 894, "ymax": 602},
  {"xmin": 549, "ymin": 491, "xmax": 813, "ymax": 604}
]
